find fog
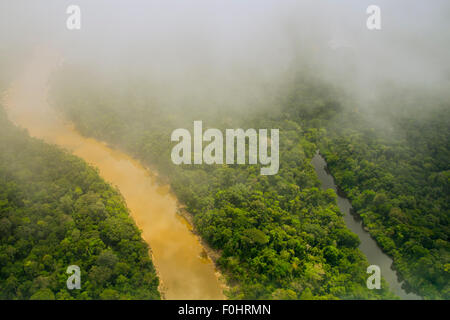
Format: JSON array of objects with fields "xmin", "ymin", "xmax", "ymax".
[{"xmin": 1, "ymin": 0, "xmax": 449, "ymax": 119}]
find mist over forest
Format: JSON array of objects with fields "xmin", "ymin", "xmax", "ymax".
[
  {"xmin": 1, "ymin": 0, "xmax": 450, "ymax": 118},
  {"xmin": 0, "ymin": 1, "xmax": 448, "ymax": 301}
]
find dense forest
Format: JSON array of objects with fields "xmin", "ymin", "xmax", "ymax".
[
  {"xmin": 281, "ymin": 79, "xmax": 450, "ymax": 299},
  {"xmin": 49, "ymin": 67, "xmax": 397, "ymax": 300},
  {"xmin": 0, "ymin": 106, "xmax": 160, "ymax": 300},
  {"xmin": 323, "ymin": 109, "xmax": 449, "ymax": 299}
]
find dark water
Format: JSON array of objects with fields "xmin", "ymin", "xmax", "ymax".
[{"xmin": 311, "ymin": 151, "xmax": 421, "ymax": 300}]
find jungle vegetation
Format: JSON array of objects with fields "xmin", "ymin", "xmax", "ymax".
[
  {"xmin": 0, "ymin": 106, "xmax": 160, "ymax": 300},
  {"xmin": 49, "ymin": 68, "xmax": 401, "ymax": 300},
  {"xmin": 281, "ymin": 78, "xmax": 450, "ymax": 299}
]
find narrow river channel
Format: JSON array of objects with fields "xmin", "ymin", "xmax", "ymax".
[
  {"xmin": 3, "ymin": 49, "xmax": 225, "ymax": 300},
  {"xmin": 311, "ymin": 151, "xmax": 421, "ymax": 300}
]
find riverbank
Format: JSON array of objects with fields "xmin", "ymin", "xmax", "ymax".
[
  {"xmin": 81, "ymin": 132, "xmax": 230, "ymax": 297},
  {"xmin": 176, "ymin": 207, "xmax": 231, "ymax": 295}
]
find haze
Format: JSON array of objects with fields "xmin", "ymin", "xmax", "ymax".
[{"xmin": 1, "ymin": 0, "xmax": 449, "ymax": 117}]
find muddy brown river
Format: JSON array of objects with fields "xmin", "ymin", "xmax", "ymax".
[{"xmin": 3, "ymin": 50, "xmax": 225, "ymax": 300}]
